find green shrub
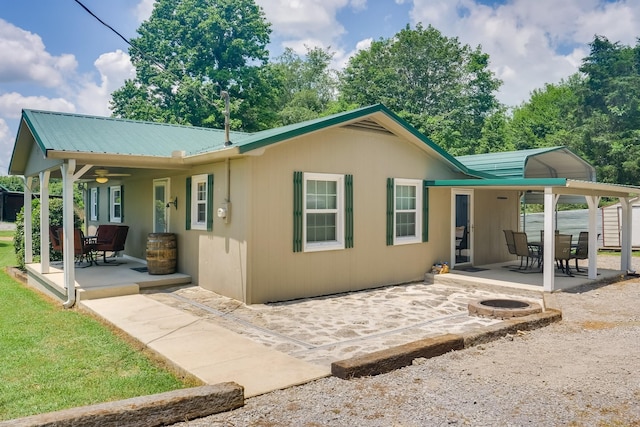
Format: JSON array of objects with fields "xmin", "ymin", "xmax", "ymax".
[{"xmin": 14, "ymin": 198, "xmax": 81, "ymax": 270}]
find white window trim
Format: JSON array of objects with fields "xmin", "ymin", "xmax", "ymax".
[
  {"xmin": 90, "ymin": 187, "xmax": 98, "ymax": 221},
  {"xmin": 190, "ymin": 174, "xmax": 208, "ymax": 231},
  {"xmin": 110, "ymin": 185, "xmax": 122, "ymax": 223},
  {"xmin": 303, "ymin": 172, "xmax": 345, "ymax": 252},
  {"xmin": 393, "ymin": 178, "xmax": 422, "ymax": 245}
]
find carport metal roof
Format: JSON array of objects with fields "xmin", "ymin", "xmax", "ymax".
[{"xmin": 455, "ymin": 147, "xmax": 596, "ymax": 181}]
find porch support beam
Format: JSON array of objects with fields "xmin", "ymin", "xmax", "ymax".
[
  {"xmin": 40, "ymin": 170, "xmax": 51, "ymax": 274},
  {"xmin": 542, "ymin": 187, "xmax": 559, "ymax": 292},
  {"xmin": 620, "ymin": 197, "xmax": 633, "ymax": 272},
  {"xmin": 23, "ymin": 176, "xmax": 34, "ymax": 264},
  {"xmin": 61, "ymin": 160, "xmax": 77, "ymax": 308},
  {"xmin": 585, "ymin": 196, "xmax": 600, "ymax": 279}
]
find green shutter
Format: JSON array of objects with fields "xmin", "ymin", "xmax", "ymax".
[
  {"xmin": 422, "ymin": 182, "xmax": 429, "ymax": 242},
  {"xmin": 96, "ymin": 187, "xmax": 100, "ymax": 221},
  {"xmin": 206, "ymin": 174, "xmax": 214, "ymax": 232},
  {"xmin": 386, "ymin": 178, "xmax": 394, "ymax": 246},
  {"xmin": 107, "ymin": 186, "xmax": 111, "ymax": 222},
  {"xmin": 120, "ymin": 186, "xmax": 124, "ymax": 222},
  {"xmin": 345, "ymin": 174, "xmax": 353, "ymax": 248},
  {"xmin": 185, "ymin": 177, "xmax": 192, "ymax": 230},
  {"xmin": 293, "ymin": 171, "xmax": 303, "ymax": 252}
]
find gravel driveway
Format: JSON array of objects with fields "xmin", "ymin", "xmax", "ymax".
[{"xmin": 176, "ymin": 262, "xmax": 640, "ymax": 426}]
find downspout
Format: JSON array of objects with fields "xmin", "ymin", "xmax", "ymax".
[{"xmin": 221, "ymin": 90, "xmax": 232, "ymax": 223}]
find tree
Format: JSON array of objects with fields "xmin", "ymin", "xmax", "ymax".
[
  {"xmin": 577, "ymin": 36, "xmax": 640, "ymax": 184},
  {"xmin": 508, "ymin": 76, "xmax": 582, "ymax": 151},
  {"xmin": 339, "ymin": 24, "xmax": 501, "ymax": 155},
  {"xmin": 269, "ymin": 46, "xmax": 341, "ymax": 125},
  {"xmin": 110, "ymin": 0, "xmax": 277, "ymax": 131}
]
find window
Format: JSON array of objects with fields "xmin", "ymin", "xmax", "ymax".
[
  {"xmin": 387, "ymin": 178, "xmax": 426, "ymax": 245},
  {"xmin": 90, "ymin": 187, "xmax": 98, "ymax": 221},
  {"xmin": 109, "ymin": 185, "xmax": 123, "ymax": 223},
  {"xmin": 293, "ymin": 172, "xmax": 353, "ymax": 252},
  {"xmin": 186, "ymin": 174, "xmax": 213, "ymax": 231}
]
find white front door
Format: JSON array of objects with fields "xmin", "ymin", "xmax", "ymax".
[
  {"xmin": 452, "ymin": 189, "xmax": 473, "ymax": 267},
  {"xmin": 153, "ymin": 179, "xmax": 170, "ymax": 233}
]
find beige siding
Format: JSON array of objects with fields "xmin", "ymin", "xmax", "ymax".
[
  {"xmin": 246, "ymin": 127, "xmax": 459, "ymax": 303},
  {"xmin": 472, "ymin": 189, "xmax": 520, "ymax": 265}
]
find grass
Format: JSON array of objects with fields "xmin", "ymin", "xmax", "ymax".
[{"xmin": 0, "ymin": 229, "xmax": 196, "ymax": 421}]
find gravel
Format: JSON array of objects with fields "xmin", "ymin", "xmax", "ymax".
[{"xmin": 175, "ymin": 264, "xmax": 640, "ymax": 426}]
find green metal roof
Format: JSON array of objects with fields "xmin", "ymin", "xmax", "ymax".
[
  {"xmin": 12, "ymin": 104, "xmax": 494, "ymax": 179},
  {"xmin": 455, "ymin": 147, "xmax": 596, "ymax": 181},
  {"xmin": 20, "ymin": 109, "xmax": 250, "ymax": 157}
]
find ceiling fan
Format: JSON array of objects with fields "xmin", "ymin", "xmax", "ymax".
[{"xmin": 92, "ymin": 168, "xmax": 131, "ymax": 184}]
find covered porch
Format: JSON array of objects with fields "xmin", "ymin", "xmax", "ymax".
[{"xmin": 24, "ymin": 257, "xmax": 191, "ymax": 303}]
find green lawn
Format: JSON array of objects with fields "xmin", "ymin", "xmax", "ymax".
[{"xmin": 0, "ymin": 230, "xmax": 196, "ymax": 421}]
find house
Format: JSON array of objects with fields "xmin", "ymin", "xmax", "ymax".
[{"xmin": 8, "ymin": 105, "xmax": 640, "ymax": 306}]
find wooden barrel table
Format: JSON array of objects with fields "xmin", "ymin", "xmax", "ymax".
[{"xmin": 146, "ymin": 233, "xmax": 177, "ymax": 275}]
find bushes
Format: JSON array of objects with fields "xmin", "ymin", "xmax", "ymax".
[{"xmin": 14, "ymin": 198, "xmax": 81, "ymax": 270}]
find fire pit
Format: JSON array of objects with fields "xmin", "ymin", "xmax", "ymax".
[{"xmin": 468, "ymin": 298, "xmax": 542, "ymax": 319}]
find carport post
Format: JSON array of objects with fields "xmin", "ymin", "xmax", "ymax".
[
  {"xmin": 542, "ymin": 187, "xmax": 558, "ymax": 292},
  {"xmin": 620, "ymin": 197, "xmax": 633, "ymax": 272},
  {"xmin": 586, "ymin": 196, "xmax": 600, "ymax": 279}
]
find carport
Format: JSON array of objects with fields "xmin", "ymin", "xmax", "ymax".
[{"xmin": 431, "ymin": 147, "xmax": 640, "ymax": 291}]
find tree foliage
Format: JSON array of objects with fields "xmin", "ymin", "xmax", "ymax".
[
  {"xmin": 110, "ymin": 0, "xmax": 276, "ymax": 131},
  {"xmin": 507, "ymin": 35, "xmax": 640, "ymax": 185},
  {"xmin": 269, "ymin": 46, "xmax": 341, "ymax": 125},
  {"xmin": 339, "ymin": 24, "xmax": 502, "ymax": 155}
]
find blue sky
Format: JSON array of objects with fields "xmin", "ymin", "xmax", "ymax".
[{"xmin": 1, "ymin": 0, "xmax": 639, "ymax": 175}]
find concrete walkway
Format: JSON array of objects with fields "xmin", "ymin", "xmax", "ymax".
[
  {"xmin": 81, "ymin": 295, "xmax": 330, "ymax": 398},
  {"xmin": 80, "ymin": 280, "xmax": 546, "ymax": 397}
]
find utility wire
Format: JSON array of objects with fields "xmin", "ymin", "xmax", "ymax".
[
  {"xmin": 72, "ymin": 0, "xmax": 165, "ymax": 71},
  {"xmin": 72, "ymin": 0, "xmax": 225, "ymax": 112}
]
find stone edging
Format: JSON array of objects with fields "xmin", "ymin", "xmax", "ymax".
[
  {"xmin": 0, "ymin": 383, "xmax": 244, "ymax": 427},
  {"xmin": 331, "ymin": 298, "xmax": 562, "ymax": 379}
]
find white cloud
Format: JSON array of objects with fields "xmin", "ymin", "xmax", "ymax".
[
  {"xmin": 75, "ymin": 50, "xmax": 135, "ymax": 116},
  {"xmin": 0, "ymin": 18, "xmax": 77, "ymax": 88},
  {"xmin": 407, "ymin": 0, "xmax": 640, "ymax": 106},
  {"xmin": 256, "ymin": 0, "xmax": 350, "ymax": 54},
  {"xmin": 135, "ymin": 0, "xmax": 156, "ymax": 22},
  {"xmin": 0, "ymin": 93, "xmax": 75, "ymax": 119},
  {"xmin": 0, "ymin": 118, "xmax": 11, "ymax": 175}
]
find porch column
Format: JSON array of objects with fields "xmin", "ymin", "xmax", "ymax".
[
  {"xmin": 620, "ymin": 197, "xmax": 633, "ymax": 272},
  {"xmin": 585, "ymin": 196, "xmax": 600, "ymax": 279},
  {"xmin": 23, "ymin": 176, "xmax": 33, "ymax": 264},
  {"xmin": 61, "ymin": 161, "xmax": 76, "ymax": 302},
  {"xmin": 40, "ymin": 170, "xmax": 51, "ymax": 273},
  {"xmin": 542, "ymin": 187, "xmax": 559, "ymax": 292}
]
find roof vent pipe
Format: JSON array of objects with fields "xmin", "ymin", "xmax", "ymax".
[{"xmin": 221, "ymin": 90, "xmax": 231, "ymax": 146}]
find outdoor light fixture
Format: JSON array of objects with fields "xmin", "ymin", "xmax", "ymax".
[
  {"xmin": 95, "ymin": 176, "xmax": 109, "ymax": 184},
  {"xmin": 166, "ymin": 197, "xmax": 178, "ymax": 209}
]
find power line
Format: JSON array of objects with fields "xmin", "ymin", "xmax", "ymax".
[{"xmin": 72, "ymin": 0, "xmax": 165, "ymax": 72}]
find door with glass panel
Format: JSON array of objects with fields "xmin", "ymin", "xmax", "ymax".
[
  {"xmin": 452, "ymin": 189, "xmax": 473, "ymax": 266},
  {"xmin": 153, "ymin": 179, "xmax": 170, "ymax": 233}
]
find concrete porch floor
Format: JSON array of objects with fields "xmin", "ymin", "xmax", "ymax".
[
  {"xmin": 25, "ymin": 257, "xmax": 191, "ymax": 302},
  {"xmin": 435, "ymin": 258, "xmax": 627, "ymax": 292}
]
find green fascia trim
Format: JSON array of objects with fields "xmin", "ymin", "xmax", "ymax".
[
  {"xmin": 235, "ymin": 104, "xmax": 494, "ymax": 180},
  {"xmin": 237, "ymin": 105, "xmax": 389, "ymax": 154},
  {"xmin": 21, "ymin": 111, "xmax": 49, "ymax": 156},
  {"xmin": 424, "ymin": 178, "xmax": 568, "ymax": 187}
]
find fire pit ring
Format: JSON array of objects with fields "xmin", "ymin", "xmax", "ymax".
[{"xmin": 468, "ymin": 298, "xmax": 542, "ymax": 319}]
